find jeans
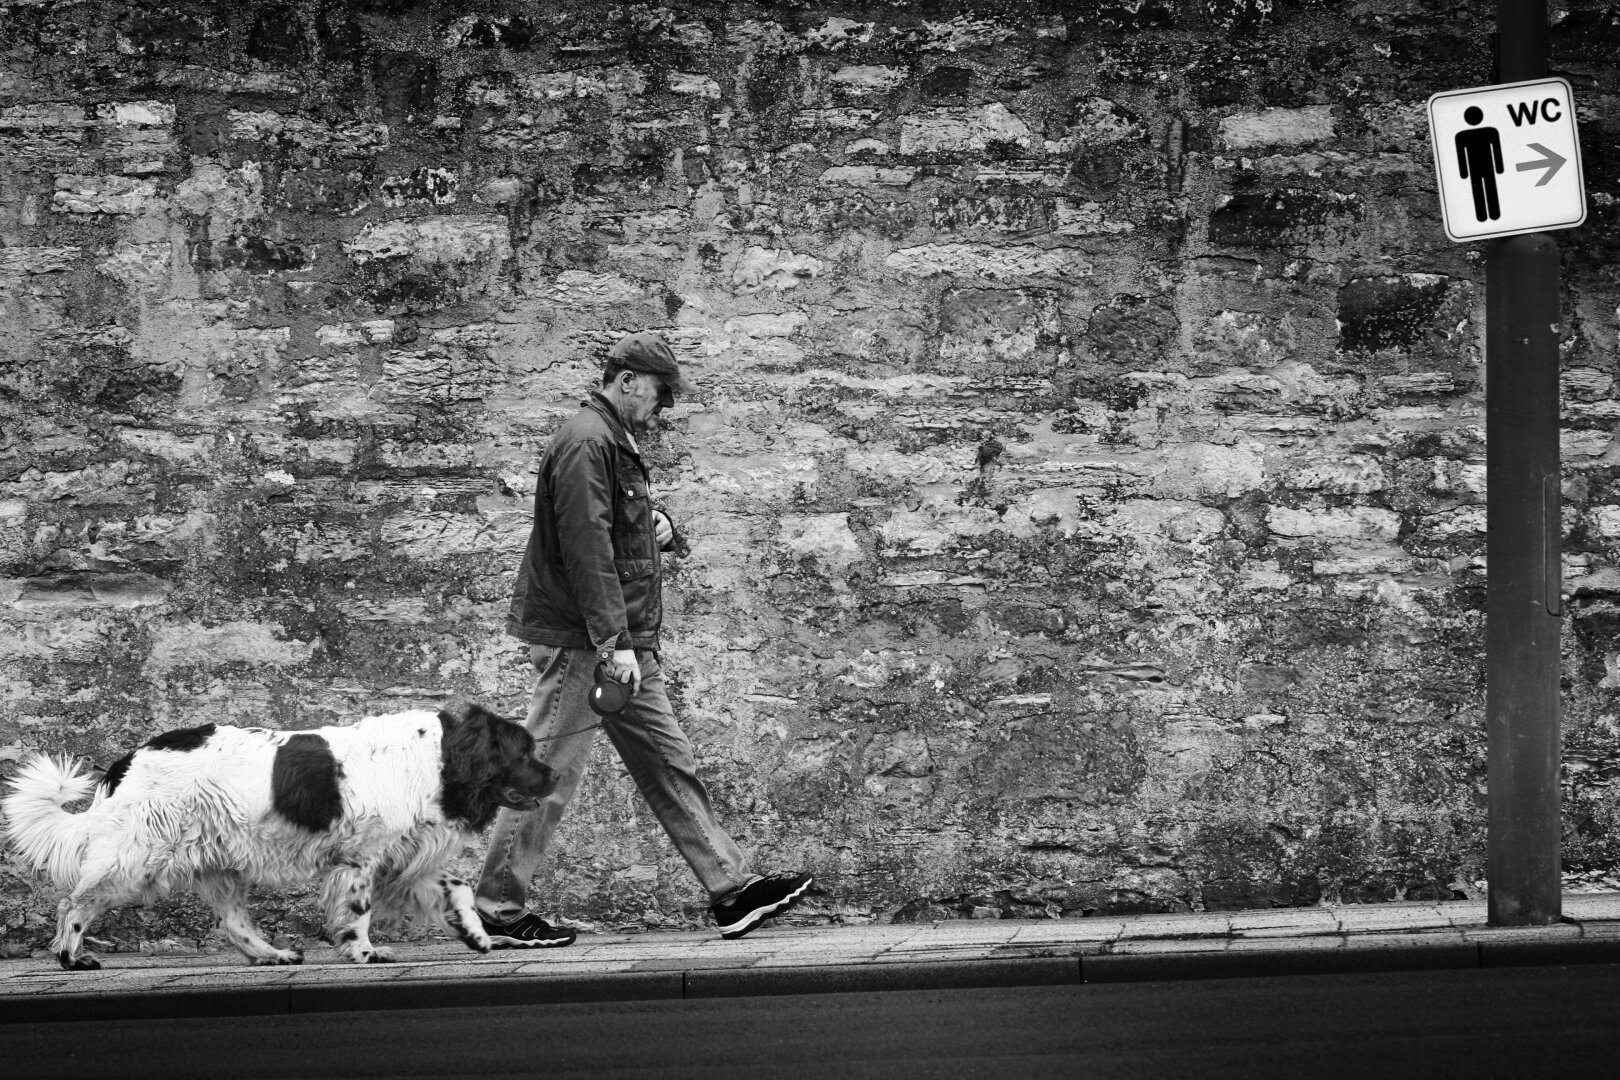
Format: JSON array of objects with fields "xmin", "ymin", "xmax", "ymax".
[{"xmin": 475, "ymin": 645, "xmax": 754, "ymax": 924}]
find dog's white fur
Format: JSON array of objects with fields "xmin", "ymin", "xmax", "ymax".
[{"xmin": 2, "ymin": 706, "xmax": 550, "ymax": 969}]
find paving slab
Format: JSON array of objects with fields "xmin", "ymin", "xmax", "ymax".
[
  {"xmin": 1010, "ymin": 920, "xmax": 1125, "ymax": 944},
  {"xmin": 1226, "ymin": 908, "xmax": 1341, "ymax": 937},
  {"xmin": 1114, "ymin": 912, "xmax": 1228, "ymax": 941},
  {"xmin": 1331, "ymin": 904, "xmax": 1457, "ymax": 933},
  {"xmin": 1460, "ymin": 923, "xmax": 1584, "ymax": 944}
]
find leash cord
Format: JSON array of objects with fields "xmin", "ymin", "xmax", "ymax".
[{"xmin": 536, "ymin": 719, "xmax": 605, "ymax": 741}]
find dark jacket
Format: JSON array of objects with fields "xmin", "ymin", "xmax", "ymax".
[{"xmin": 506, "ymin": 392, "xmax": 667, "ymax": 652}]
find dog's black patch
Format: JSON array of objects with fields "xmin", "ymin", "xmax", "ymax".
[
  {"xmin": 146, "ymin": 724, "xmax": 217, "ymax": 753},
  {"xmin": 99, "ymin": 724, "xmax": 215, "ymax": 795},
  {"xmin": 100, "ymin": 752, "xmax": 135, "ymax": 796},
  {"xmin": 271, "ymin": 734, "xmax": 344, "ymax": 832}
]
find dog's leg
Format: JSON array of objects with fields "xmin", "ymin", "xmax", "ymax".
[
  {"xmin": 52, "ymin": 895, "xmax": 105, "ymax": 971},
  {"xmin": 323, "ymin": 859, "xmax": 393, "ymax": 964},
  {"xmin": 52, "ymin": 872, "xmax": 136, "ymax": 972},
  {"xmin": 195, "ymin": 871, "xmax": 303, "ymax": 966},
  {"xmin": 439, "ymin": 873, "xmax": 492, "ymax": 954}
]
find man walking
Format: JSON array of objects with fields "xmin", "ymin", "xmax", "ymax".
[{"xmin": 476, "ymin": 330, "xmax": 812, "ymax": 947}]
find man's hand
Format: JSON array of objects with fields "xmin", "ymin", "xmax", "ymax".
[
  {"xmin": 610, "ymin": 648, "xmax": 642, "ymax": 694},
  {"xmin": 653, "ymin": 510, "xmax": 674, "ymax": 550}
]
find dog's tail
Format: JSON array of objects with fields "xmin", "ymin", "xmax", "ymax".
[{"xmin": 1, "ymin": 754, "xmax": 97, "ymax": 888}]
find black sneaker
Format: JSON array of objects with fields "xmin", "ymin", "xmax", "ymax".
[
  {"xmin": 711, "ymin": 872, "xmax": 813, "ymax": 940},
  {"xmin": 479, "ymin": 911, "xmax": 576, "ymax": 948}
]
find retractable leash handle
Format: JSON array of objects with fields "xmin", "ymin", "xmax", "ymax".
[
  {"xmin": 528, "ymin": 666, "xmax": 626, "ymax": 742},
  {"xmin": 588, "ymin": 662, "xmax": 633, "ymax": 716}
]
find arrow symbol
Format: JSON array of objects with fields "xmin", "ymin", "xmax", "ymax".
[{"xmin": 1516, "ymin": 143, "xmax": 1566, "ymax": 186}]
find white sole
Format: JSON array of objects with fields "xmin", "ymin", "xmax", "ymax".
[
  {"xmin": 484, "ymin": 929, "xmax": 575, "ymax": 948},
  {"xmin": 488, "ymin": 938, "xmax": 573, "ymax": 948}
]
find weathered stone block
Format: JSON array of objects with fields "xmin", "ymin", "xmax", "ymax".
[
  {"xmin": 929, "ymin": 194, "xmax": 1043, "ymax": 232},
  {"xmin": 316, "ymin": 320, "xmax": 395, "ymax": 347},
  {"xmin": 540, "ymin": 269, "xmax": 647, "ymax": 305},
  {"xmin": 1218, "ymin": 105, "xmax": 1336, "ymax": 150},
  {"xmin": 730, "ymin": 247, "xmax": 825, "ymax": 291},
  {"xmin": 1194, "ymin": 309, "xmax": 1296, "ymax": 367},
  {"xmin": 668, "ymin": 72, "xmax": 720, "ymax": 98},
  {"xmin": 227, "ymin": 110, "xmax": 389, "ymax": 158},
  {"xmin": 379, "ymin": 350, "xmax": 489, "ymax": 405},
  {"xmin": 445, "ymin": 13, "xmax": 537, "ymax": 50},
  {"xmin": 381, "ymin": 168, "xmax": 458, "ymax": 207},
  {"xmin": 792, "ymin": 107, "xmax": 880, "ymax": 132},
  {"xmin": 1285, "ymin": 456, "xmax": 1386, "ymax": 495},
  {"xmin": 345, "ymin": 216, "xmax": 512, "ymax": 303},
  {"xmin": 1208, "ymin": 188, "xmax": 1362, "ymax": 247},
  {"xmin": 1152, "ymin": 443, "xmax": 1266, "ymax": 499},
  {"xmin": 938, "ymin": 288, "xmax": 1058, "ymax": 366},
  {"xmin": 898, "ymin": 13, "xmax": 1016, "ymax": 53},
  {"xmin": 144, "ymin": 620, "xmax": 315, "ymax": 673},
  {"xmin": 777, "ymin": 514, "xmax": 862, "ymax": 572},
  {"xmin": 886, "ymin": 244, "xmax": 1091, "ymax": 281},
  {"xmin": 818, "ymin": 166, "xmax": 916, "ymax": 188},
  {"xmin": 0, "ymin": 246, "xmax": 80, "ymax": 275},
  {"xmin": 190, "ymin": 236, "xmax": 310, "ymax": 274},
  {"xmin": 828, "ymin": 65, "xmax": 908, "ymax": 95},
  {"xmin": 1336, "ymin": 274, "xmax": 1454, "ymax": 354},
  {"xmin": 899, "ymin": 103, "xmax": 1035, "ymax": 156},
  {"xmin": 1052, "ymin": 199, "xmax": 1134, "ymax": 236},
  {"xmin": 1084, "ymin": 295, "xmax": 1179, "ymax": 364},
  {"xmin": 795, "ymin": 194, "xmax": 918, "ymax": 236},
  {"xmin": 0, "ymin": 101, "xmax": 175, "ymax": 173},
  {"xmin": 0, "ymin": 618, "xmax": 106, "ymax": 662},
  {"xmin": 1267, "ymin": 506, "xmax": 1402, "ymax": 542},
  {"xmin": 378, "ymin": 511, "xmax": 502, "ymax": 560},
  {"xmin": 273, "ymin": 166, "xmax": 371, "ymax": 214},
  {"xmin": 51, "ymin": 175, "xmax": 159, "ymax": 215}
]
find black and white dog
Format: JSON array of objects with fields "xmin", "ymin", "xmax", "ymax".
[{"xmin": 1, "ymin": 702, "xmax": 555, "ymax": 970}]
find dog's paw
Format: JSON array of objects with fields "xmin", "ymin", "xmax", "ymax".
[
  {"xmin": 358, "ymin": 946, "xmax": 396, "ymax": 964},
  {"xmin": 252, "ymin": 949, "xmax": 304, "ymax": 967}
]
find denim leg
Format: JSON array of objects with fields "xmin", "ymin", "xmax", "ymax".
[
  {"xmin": 475, "ymin": 645, "xmax": 600, "ymax": 924},
  {"xmin": 600, "ymin": 652, "xmax": 753, "ymax": 901}
]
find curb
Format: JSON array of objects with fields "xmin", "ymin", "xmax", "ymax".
[{"xmin": 9, "ymin": 939, "xmax": 1620, "ymax": 1024}]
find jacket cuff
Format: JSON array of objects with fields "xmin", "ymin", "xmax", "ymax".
[{"xmin": 591, "ymin": 632, "xmax": 629, "ymax": 654}]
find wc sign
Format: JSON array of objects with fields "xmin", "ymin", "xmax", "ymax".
[{"xmin": 1428, "ymin": 77, "xmax": 1586, "ymax": 242}]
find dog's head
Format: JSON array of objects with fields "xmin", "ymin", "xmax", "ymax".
[{"xmin": 437, "ymin": 702, "xmax": 559, "ymax": 829}]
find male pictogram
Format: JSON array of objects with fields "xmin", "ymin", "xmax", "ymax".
[{"xmin": 1455, "ymin": 105, "xmax": 1503, "ymax": 222}]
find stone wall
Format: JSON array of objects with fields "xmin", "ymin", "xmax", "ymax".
[{"xmin": 3, "ymin": 0, "xmax": 1620, "ymax": 945}]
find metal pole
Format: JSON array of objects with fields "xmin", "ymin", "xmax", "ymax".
[{"xmin": 1486, "ymin": 0, "xmax": 1562, "ymax": 926}]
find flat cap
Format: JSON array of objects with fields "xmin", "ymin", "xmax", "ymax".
[{"xmin": 606, "ymin": 331, "xmax": 697, "ymax": 396}]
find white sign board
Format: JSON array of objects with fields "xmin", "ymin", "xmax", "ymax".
[{"xmin": 1427, "ymin": 77, "xmax": 1586, "ymax": 243}]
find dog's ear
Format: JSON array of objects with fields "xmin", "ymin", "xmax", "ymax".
[
  {"xmin": 438, "ymin": 699, "xmax": 472, "ymax": 727},
  {"xmin": 438, "ymin": 700, "xmax": 502, "ymax": 739},
  {"xmin": 440, "ymin": 700, "xmax": 503, "ymax": 727}
]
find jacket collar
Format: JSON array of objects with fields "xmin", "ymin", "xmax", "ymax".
[{"xmin": 585, "ymin": 390, "xmax": 642, "ymax": 456}]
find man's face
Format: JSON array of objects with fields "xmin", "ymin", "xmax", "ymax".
[{"xmin": 620, "ymin": 372, "xmax": 674, "ymax": 434}]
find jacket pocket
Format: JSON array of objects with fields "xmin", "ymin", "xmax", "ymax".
[
  {"xmin": 613, "ymin": 473, "xmax": 655, "ymax": 559},
  {"xmin": 614, "ymin": 558, "xmax": 655, "ymax": 582}
]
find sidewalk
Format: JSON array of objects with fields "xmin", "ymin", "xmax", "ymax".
[{"xmin": 5, "ymin": 894, "xmax": 1620, "ymax": 1024}]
